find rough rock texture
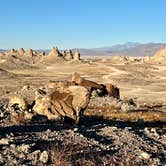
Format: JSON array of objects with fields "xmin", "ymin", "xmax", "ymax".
[
  {"xmin": 7, "ymin": 49, "xmax": 17, "ymax": 56},
  {"xmin": 71, "ymin": 72, "xmax": 104, "ymax": 91},
  {"xmin": 33, "ymin": 85, "xmax": 90, "ymax": 123},
  {"xmin": 104, "ymin": 83, "xmax": 120, "ymax": 99},
  {"xmin": 48, "ymin": 47, "xmax": 61, "ymax": 57},
  {"xmin": 74, "ymin": 49, "xmax": 81, "ymax": 60},
  {"xmin": 0, "ymin": 119, "xmax": 165, "ymax": 166},
  {"xmin": 71, "ymin": 72, "xmax": 120, "ymax": 98},
  {"xmin": 25, "ymin": 49, "xmax": 34, "ymax": 57},
  {"xmin": 62, "ymin": 50, "xmax": 67, "ymax": 57},
  {"xmin": 65, "ymin": 49, "xmax": 73, "ymax": 60},
  {"xmin": 9, "ymin": 96, "xmax": 28, "ymax": 111},
  {"xmin": 18, "ymin": 48, "xmax": 25, "ymax": 56}
]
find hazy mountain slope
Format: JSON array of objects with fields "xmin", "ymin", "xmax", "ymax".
[{"xmin": 79, "ymin": 43, "xmax": 166, "ymax": 56}]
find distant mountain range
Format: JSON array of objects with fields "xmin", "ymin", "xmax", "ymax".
[
  {"xmin": 1, "ymin": 42, "xmax": 166, "ymax": 57},
  {"xmin": 76, "ymin": 42, "xmax": 166, "ymax": 57}
]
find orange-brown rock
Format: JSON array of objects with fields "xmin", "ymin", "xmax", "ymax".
[
  {"xmin": 71, "ymin": 72, "xmax": 120, "ymax": 98},
  {"xmin": 104, "ymin": 83, "xmax": 120, "ymax": 99},
  {"xmin": 71, "ymin": 72, "xmax": 103, "ymax": 91},
  {"xmin": 25, "ymin": 49, "xmax": 34, "ymax": 57}
]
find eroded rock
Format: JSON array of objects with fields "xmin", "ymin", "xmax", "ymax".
[{"xmin": 33, "ymin": 85, "xmax": 90, "ymax": 123}]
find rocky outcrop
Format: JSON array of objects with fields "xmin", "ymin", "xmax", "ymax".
[
  {"xmin": 9, "ymin": 96, "xmax": 28, "ymax": 111},
  {"xmin": 74, "ymin": 49, "xmax": 80, "ymax": 60},
  {"xmin": 65, "ymin": 49, "xmax": 73, "ymax": 60},
  {"xmin": 62, "ymin": 50, "xmax": 67, "ymax": 57},
  {"xmin": 71, "ymin": 72, "xmax": 120, "ymax": 98},
  {"xmin": 7, "ymin": 49, "xmax": 17, "ymax": 56},
  {"xmin": 33, "ymin": 85, "xmax": 90, "ymax": 123},
  {"xmin": 48, "ymin": 47, "xmax": 61, "ymax": 57},
  {"xmin": 71, "ymin": 72, "xmax": 105, "ymax": 92},
  {"xmin": 25, "ymin": 49, "xmax": 34, "ymax": 57},
  {"xmin": 18, "ymin": 48, "xmax": 25, "ymax": 56}
]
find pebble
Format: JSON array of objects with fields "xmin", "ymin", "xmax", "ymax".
[
  {"xmin": 73, "ymin": 128, "xmax": 78, "ymax": 132},
  {"xmin": 140, "ymin": 152, "xmax": 151, "ymax": 159},
  {"xmin": 0, "ymin": 138, "xmax": 10, "ymax": 145},
  {"xmin": 39, "ymin": 150, "xmax": 49, "ymax": 163}
]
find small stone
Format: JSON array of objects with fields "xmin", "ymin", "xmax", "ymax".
[
  {"xmin": 73, "ymin": 128, "xmax": 78, "ymax": 132},
  {"xmin": 0, "ymin": 154, "xmax": 4, "ymax": 164},
  {"xmin": 0, "ymin": 138, "xmax": 9, "ymax": 145},
  {"xmin": 39, "ymin": 150, "xmax": 49, "ymax": 163},
  {"xmin": 19, "ymin": 144, "xmax": 30, "ymax": 153},
  {"xmin": 140, "ymin": 152, "xmax": 151, "ymax": 159}
]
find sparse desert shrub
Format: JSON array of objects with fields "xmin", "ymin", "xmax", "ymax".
[{"xmin": 49, "ymin": 144, "xmax": 105, "ymax": 166}]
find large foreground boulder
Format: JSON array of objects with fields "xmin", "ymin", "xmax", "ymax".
[{"xmin": 33, "ymin": 85, "xmax": 90, "ymax": 123}]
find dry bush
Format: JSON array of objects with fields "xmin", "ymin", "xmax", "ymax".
[
  {"xmin": 85, "ymin": 103, "xmax": 166, "ymax": 123},
  {"xmin": 49, "ymin": 144, "xmax": 105, "ymax": 166}
]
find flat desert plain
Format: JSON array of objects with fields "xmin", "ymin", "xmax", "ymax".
[{"xmin": 1, "ymin": 56, "xmax": 166, "ymax": 105}]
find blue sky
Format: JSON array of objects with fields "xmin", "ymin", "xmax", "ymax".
[{"xmin": 0, "ymin": 0, "xmax": 165, "ymax": 49}]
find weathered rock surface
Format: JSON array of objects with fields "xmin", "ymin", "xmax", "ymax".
[
  {"xmin": 65, "ymin": 49, "xmax": 73, "ymax": 60},
  {"xmin": 74, "ymin": 49, "xmax": 80, "ymax": 60},
  {"xmin": 48, "ymin": 47, "xmax": 61, "ymax": 57},
  {"xmin": 71, "ymin": 72, "xmax": 120, "ymax": 98},
  {"xmin": 18, "ymin": 48, "xmax": 25, "ymax": 56},
  {"xmin": 33, "ymin": 85, "xmax": 90, "ymax": 123}
]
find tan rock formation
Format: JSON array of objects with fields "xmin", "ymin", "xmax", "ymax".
[
  {"xmin": 71, "ymin": 72, "xmax": 120, "ymax": 98},
  {"xmin": 65, "ymin": 49, "xmax": 73, "ymax": 60},
  {"xmin": 9, "ymin": 96, "xmax": 28, "ymax": 110},
  {"xmin": 74, "ymin": 49, "xmax": 80, "ymax": 60},
  {"xmin": 25, "ymin": 49, "xmax": 34, "ymax": 57},
  {"xmin": 62, "ymin": 50, "xmax": 67, "ymax": 57},
  {"xmin": 48, "ymin": 47, "xmax": 61, "ymax": 57},
  {"xmin": 71, "ymin": 72, "xmax": 103, "ymax": 91},
  {"xmin": 18, "ymin": 48, "xmax": 25, "ymax": 56},
  {"xmin": 7, "ymin": 48, "xmax": 17, "ymax": 56},
  {"xmin": 33, "ymin": 85, "xmax": 90, "ymax": 123}
]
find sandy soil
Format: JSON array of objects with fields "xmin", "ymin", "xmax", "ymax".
[{"xmin": 1, "ymin": 56, "xmax": 166, "ymax": 105}]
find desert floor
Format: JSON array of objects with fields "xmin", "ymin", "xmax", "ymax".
[
  {"xmin": 1, "ymin": 56, "xmax": 166, "ymax": 105},
  {"xmin": 0, "ymin": 56, "xmax": 166, "ymax": 165}
]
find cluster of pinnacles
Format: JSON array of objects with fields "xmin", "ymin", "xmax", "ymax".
[{"xmin": 2, "ymin": 47, "xmax": 81, "ymax": 61}]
